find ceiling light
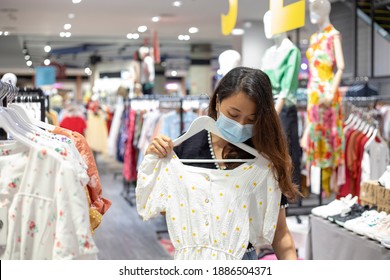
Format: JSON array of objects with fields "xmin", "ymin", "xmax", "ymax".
[
  {"xmin": 44, "ymin": 59, "xmax": 51, "ymax": 66},
  {"xmin": 172, "ymin": 1, "xmax": 182, "ymax": 7},
  {"xmin": 3, "ymin": 31, "xmax": 9, "ymax": 36},
  {"xmin": 85, "ymin": 67, "xmax": 92, "ymax": 75},
  {"xmin": 231, "ymin": 28, "xmax": 244, "ymax": 36},
  {"xmin": 132, "ymin": 33, "xmax": 140, "ymax": 39},
  {"xmin": 184, "ymin": 35, "xmax": 190, "ymax": 40},
  {"xmin": 152, "ymin": 16, "xmax": 160, "ymax": 22},
  {"xmin": 138, "ymin": 25, "xmax": 147, "ymax": 33},
  {"xmin": 60, "ymin": 32, "xmax": 66, "ymax": 37},
  {"xmin": 0, "ymin": 31, "xmax": 2, "ymax": 36},
  {"xmin": 127, "ymin": 33, "xmax": 134, "ymax": 39},
  {"xmin": 44, "ymin": 45, "xmax": 51, "ymax": 52},
  {"xmin": 178, "ymin": 35, "xmax": 184, "ymax": 40},
  {"xmin": 26, "ymin": 61, "xmax": 32, "ymax": 67},
  {"xmin": 24, "ymin": 55, "xmax": 30, "ymax": 60},
  {"xmin": 65, "ymin": 32, "xmax": 72, "ymax": 38},
  {"xmin": 188, "ymin": 27, "xmax": 199, "ymax": 34},
  {"xmin": 243, "ymin": 22, "xmax": 252, "ymax": 28},
  {"xmin": 72, "ymin": 0, "xmax": 82, "ymax": 4},
  {"xmin": 171, "ymin": 70, "xmax": 178, "ymax": 77},
  {"xmin": 64, "ymin": 24, "xmax": 72, "ymax": 30},
  {"xmin": 68, "ymin": 13, "xmax": 75, "ymax": 19}
]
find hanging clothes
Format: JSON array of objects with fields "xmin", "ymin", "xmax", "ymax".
[
  {"xmin": 85, "ymin": 110, "xmax": 108, "ymax": 154},
  {"xmin": 51, "ymin": 126, "xmax": 112, "ymax": 230},
  {"xmin": 0, "ymin": 138, "xmax": 98, "ymax": 259},
  {"xmin": 305, "ymin": 24, "xmax": 344, "ymax": 170}
]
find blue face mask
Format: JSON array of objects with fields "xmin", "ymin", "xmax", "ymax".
[{"xmin": 216, "ymin": 112, "xmax": 254, "ymax": 143}]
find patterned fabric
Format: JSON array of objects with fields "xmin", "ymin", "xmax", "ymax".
[
  {"xmin": 136, "ymin": 153, "xmax": 281, "ymax": 260},
  {"xmin": 52, "ymin": 127, "xmax": 112, "ymax": 216},
  {"xmin": 123, "ymin": 109, "xmax": 137, "ymax": 182},
  {"xmin": 305, "ymin": 24, "xmax": 344, "ymax": 169},
  {"xmin": 0, "ymin": 141, "xmax": 97, "ymax": 259}
]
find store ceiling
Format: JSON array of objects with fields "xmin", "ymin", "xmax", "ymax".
[{"xmin": 0, "ymin": 0, "xmax": 274, "ymax": 73}]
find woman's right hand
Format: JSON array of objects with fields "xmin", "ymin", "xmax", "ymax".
[{"xmin": 145, "ymin": 135, "xmax": 174, "ymax": 158}]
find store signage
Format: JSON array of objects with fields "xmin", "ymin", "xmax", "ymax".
[
  {"xmin": 221, "ymin": 0, "xmax": 305, "ymax": 36},
  {"xmin": 270, "ymin": 0, "xmax": 305, "ymax": 35},
  {"xmin": 35, "ymin": 66, "xmax": 56, "ymax": 87},
  {"xmin": 221, "ymin": 0, "xmax": 238, "ymax": 35}
]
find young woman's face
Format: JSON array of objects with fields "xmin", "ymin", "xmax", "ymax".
[{"xmin": 216, "ymin": 92, "xmax": 257, "ymax": 125}]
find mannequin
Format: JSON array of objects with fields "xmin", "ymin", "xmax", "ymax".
[
  {"xmin": 304, "ymin": 0, "xmax": 345, "ymax": 196},
  {"xmin": 261, "ymin": 10, "xmax": 302, "ymax": 195},
  {"xmin": 139, "ymin": 46, "xmax": 155, "ymax": 95},
  {"xmin": 218, "ymin": 50, "xmax": 241, "ymax": 76}
]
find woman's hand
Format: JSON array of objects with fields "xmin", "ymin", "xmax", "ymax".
[{"xmin": 146, "ymin": 135, "xmax": 174, "ymax": 158}]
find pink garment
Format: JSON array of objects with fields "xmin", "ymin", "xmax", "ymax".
[
  {"xmin": 123, "ymin": 109, "xmax": 137, "ymax": 182},
  {"xmin": 52, "ymin": 127, "xmax": 112, "ymax": 215}
]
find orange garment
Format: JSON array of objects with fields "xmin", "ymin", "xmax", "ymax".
[
  {"xmin": 52, "ymin": 127, "xmax": 112, "ymax": 217},
  {"xmin": 85, "ymin": 187, "xmax": 102, "ymax": 234}
]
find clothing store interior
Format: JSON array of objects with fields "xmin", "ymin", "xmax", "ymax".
[{"xmin": 1, "ymin": 0, "xmax": 390, "ymax": 261}]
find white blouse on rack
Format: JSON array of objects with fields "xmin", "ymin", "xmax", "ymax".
[{"xmin": 136, "ymin": 152, "xmax": 282, "ymax": 260}]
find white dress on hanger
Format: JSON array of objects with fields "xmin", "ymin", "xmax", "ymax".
[{"xmin": 136, "ymin": 152, "xmax": 281, "ymax": 260}]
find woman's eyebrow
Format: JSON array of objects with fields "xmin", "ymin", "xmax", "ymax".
[{"xmin": 228, "ymin": 106, "xmax": 256, "ymax": 116}]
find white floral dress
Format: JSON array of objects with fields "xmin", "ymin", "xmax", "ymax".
[
  {"xmin": 136, "ymin": 152, "xmax": 282, "ymax": 260},
  {"xmin": 0, "ymin": 140, "xmax": 98, "ymax": 259}
]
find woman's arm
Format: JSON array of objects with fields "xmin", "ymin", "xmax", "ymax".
[{"xmin": 272, "ymin": 208, "xmax": 298, "ymax": 260}]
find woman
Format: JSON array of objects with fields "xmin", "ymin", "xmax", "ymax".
[{"xmin": 138, "ymin": 67, "xmax": 299, "ymax": 260}]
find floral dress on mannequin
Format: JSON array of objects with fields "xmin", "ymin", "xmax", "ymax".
[{"xmin": 306, "ymin": 24, "xmax": 344, "ymax": 193}]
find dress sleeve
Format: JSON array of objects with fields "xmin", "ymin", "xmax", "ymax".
[
  {"xmin": 136, "ymin": 154, "xmax": 168, "ymax": 220},
  {"xmin": 250, "ymin": 170, "xmax": 282, "ymax": 248}
]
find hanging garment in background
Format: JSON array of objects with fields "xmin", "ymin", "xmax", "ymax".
[
  {"xmin": 60, "ymin": 116, "xmax": 87, "ymax": 136},
  {"xmin": 107, "ymin": 103, "xmax": 124, "ymax": 157},
  {"xmin": 305, "ymin": 24, "xmax": 344, "ymax": 170},
  {"xmin": 123, "ymin": 109, "xmax": 137, "ymax": 182},
  {"xmin": 85, "ymin": 110, "xmax": 108, "ymax": 154},
  {"xmin": 136, "ymin": 152, "xmax": 281, "ymax": 260}
]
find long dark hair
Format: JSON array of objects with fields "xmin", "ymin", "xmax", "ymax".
[{"xmin": 208, "ymin": 67, "xmax": 299, "ymax": 200}]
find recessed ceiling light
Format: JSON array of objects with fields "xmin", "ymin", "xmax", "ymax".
[
  {"xmin": 44, "ymin": 59, "xmax": 51, "ymax": 66},
  {"xmin": 178, "ymin": 35, "xmax": 184, "ymax": 40},
  {"xmin": 231, "ymin": 28, "xmax": 244, "ymax": 36},
  {"xmin": 24, "ymin": 55, "xmax": 30, "ymax": 60},
  {"xmin": 26, "ymin": 61, "xmax": 32, "ymax": 67},
  {"xmin": 65, "ymin": 32, "xmax": 71, "ymax": 37},
  {"xmin": 152, "ymin": 16, "xmax": 160, "ymax": 22},
  {"xmin": 64, "ymin": 24, "xmax": 72, "ymax": 30},
  {"xmin": 0, "ymin": 31, "xmax": 2, "ymax": 36},
  {"xmin": 72, "ymin": 0, "xmax": 82, "ymax": 4},
  {"xmin": 68, "ymin": 13, "xmax": 75, "ymax": 19},
  {"xmin": 188, "ymin": 27, "xmax": 199, "ymax": 34},
  {"xmin": 3, "ymin": 31, "xmax": 9, "ymax": 36},
  {"xmin": 171, "ymin": 70, "xmax": 178, "ymax": 77},
  {"xmin": 138, "ymin": 25, "xmax": 147, "ymax": 33},
  {"xmin": 60, "ymin": 32, "xmax": 65, "ymax": 37},
  {"xmin": 184, "ymin": 35, "xmax": 190, "ymax": 40},
  {"xmin": 172, "ymin": 1, "xmax": 182, "ymax": 7},
  {"xmin": 132, "ymin": 33, "xmax": 140, "ymax": 39},
  {"xmin": 44, "ymin": 45, "xmax": 51, "ymax": 52}
]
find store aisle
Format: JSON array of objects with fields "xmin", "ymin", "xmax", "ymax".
[{"xmin": 92, "ymin": 156, "xmax": 172, "ymax": 260}]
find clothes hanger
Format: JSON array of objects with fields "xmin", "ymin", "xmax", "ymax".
[
  {"xmin": 173, "ymin": 116, "xmax": 258, "ymax": 163},
  {"xmin": 9, "ymin": 103, "xmax": 56, "ymax": 131}
]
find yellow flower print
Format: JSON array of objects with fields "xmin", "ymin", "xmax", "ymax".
[{"xmin": 309, "ymin": 91, "xmax": 320, "ymax": 105}]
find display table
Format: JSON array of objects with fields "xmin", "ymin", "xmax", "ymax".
[{"xmin": 305, "ymin": 214, "xmax": 390, "ymax": 260}]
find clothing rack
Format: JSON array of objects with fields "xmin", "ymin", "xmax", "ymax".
[
  {"xmin": 128, "ymin": 95, "xmax": 210, "ymax": 135},
  {"xmin": 121, "ymin": 95, "xmax": 209, "ymax": 207},
  {"xmin": 13, "ymin": 88, "xmax": 46, "ymax": 122}
]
